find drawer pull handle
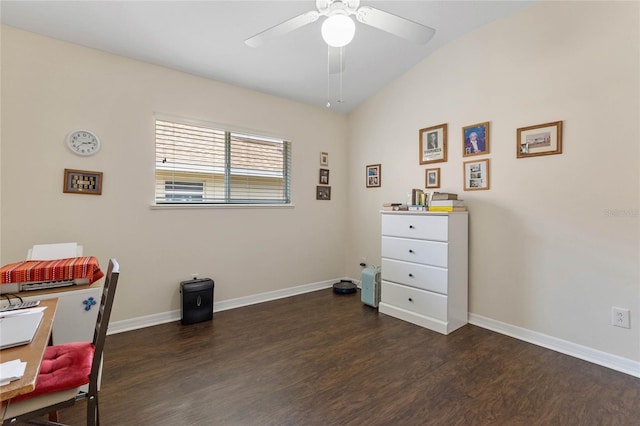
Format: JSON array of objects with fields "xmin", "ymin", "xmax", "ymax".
[
  {"xmin": 408, "ymin": 298, "xmax": 413, "ymax": 302},
  {"xmin": 409, "ymin": 249, "xmax": 414, "ymax": 254},
  {"xmin": 408, "ymin": 273, "xmax": 414, "ymax": 278},
  {"xmin": 409, "ymin": 225, "xmax": 414, "ymax": 229}
]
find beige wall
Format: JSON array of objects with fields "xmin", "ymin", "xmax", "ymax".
[
  {"xmin": 347, "ymin": 1, "xmax": 639, "ymax": 361},
  {"xmin": 0, "ymin": 26, "xmax": 348, "ymax": 322}
]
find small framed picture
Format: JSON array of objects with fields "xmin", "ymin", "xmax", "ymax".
[
  {"xmin": 425, "ymin": 168, "xmax": 440, "ymax": 189},
  {"xmin": 463, "ymin": 159, "xmax": 490, "ymax": 191},
  {"xmin": 63, "ymin": 169, "xmax": 103, "ymax": 195},
  {"xmin": 366, "ymin": 163, "xmax": 381, "ymax": 188},
  {"xmin": 320, "ymin": 151, "xmax": 329, "ymax": 166},
  {"xmin": 319, "ymin": 168, "xmax": 330, "ymax": 185},
  {"xmin": 316, "ymin": 185, "xmax": 331, "ymax": 200},
  {"xmin": 419, "ymin": 123, "xmax": 447, "ymax": 165},
  {"xmin": 463, "ymin": 121, "xmax": 490, "ymax": 157},
  {"xmin": 517, "ymin": 121, "xmax": 563, "ymax": 158}
]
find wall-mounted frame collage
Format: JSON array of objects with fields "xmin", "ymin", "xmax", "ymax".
[
  {"xmin": 317, "ymin": 152, "xmax": 331, "ymax": 200},
  {"xmin": 416, "ymin": 119, "xmax": 562, "ymax": 192},
  {"xmin": 357, "ymin": 120, "xmax": 563, "ymax": 195}
]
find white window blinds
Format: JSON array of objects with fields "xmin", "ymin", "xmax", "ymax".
[{"xmin": 155, "ymin": 119, "xmax": 291, "ymax": 204}]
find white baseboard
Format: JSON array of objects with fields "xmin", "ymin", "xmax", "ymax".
[
  {"xmin": 108, "ymin": 277, "xmax": 352, "ymax": 335},
  {"xmin": 469, "ymin": 313, "xmax": 640, "ymax": 378}
]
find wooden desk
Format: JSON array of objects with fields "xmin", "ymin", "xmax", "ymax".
[{"xmin": 0, "ymin": 298, "xmax": 58, "ymax": 401}]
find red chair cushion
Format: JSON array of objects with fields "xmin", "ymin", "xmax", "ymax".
[{"xmin": 12, "ymin": 342, "xmax": 94, "ymax": 402}]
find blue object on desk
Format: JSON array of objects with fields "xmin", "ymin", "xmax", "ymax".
[{"xmin": 83, "ymin": 297, "xmax": 97, "ymax": 311}]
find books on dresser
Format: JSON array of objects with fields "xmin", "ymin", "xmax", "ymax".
[
  {"xmin": 430, "ymin": 200, "xmax": 465, "ymax": 207},
  {"xmin": 428, "ymin": 206, "xmax": 467, "ymax": 212},
  {"xmin": 431, "ymin": 192, "xmax": 458, "ymax": 200},
  {"xmin": 429, "ymin": 197, "xmax": 466, "ymax": 212},
  {"xmin": 382, "ymin": 203, "xmax": 403, "ymax": 211}
]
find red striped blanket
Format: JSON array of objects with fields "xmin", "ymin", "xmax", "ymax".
[{"xmin": 0, "ymin": 257, "xmax": 104, "ymax": 284}]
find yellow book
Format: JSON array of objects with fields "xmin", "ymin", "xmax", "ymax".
[{"xmin": 428, "ymin": 206, "xmax": 467, "ymax": 212}]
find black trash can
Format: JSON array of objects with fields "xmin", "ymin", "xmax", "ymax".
[{"xmin": 180, "ymin": 278, "xmax": 214, "ymax": 325}]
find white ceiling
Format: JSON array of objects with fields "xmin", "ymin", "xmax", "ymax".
[{"xmin": 0, "ymin": 1, "xmax": 531, "ymax": 114}]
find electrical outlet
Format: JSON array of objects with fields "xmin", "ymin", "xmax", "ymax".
[{"xmin": 612, "ymin": 307, "xmax": 630, "ymax": 328}]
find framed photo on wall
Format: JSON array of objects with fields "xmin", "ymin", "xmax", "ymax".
[
  {"xmin": 463, "ymin": 159, "xmax": 490, "ymax": 191},
  {"xmin": 316, "ymin": 185, "xmax": 331, "ymax": 200},
  {"xmin": 419, "ymin": 123, "xmax": 447, "ymax": 165},
  {"xmin": 425, "ymin": 168, "xmax": 440, "ymax": 189},
  {"xmin": 366, "ymin": 164, "xmax": 381, "ymax": 188},
  {"xmin": 320, "ymin": 151, "xmax": 329, "ymax": 166},
  {"xmin": 462, "ymin": 121, "xmax": 490, "ymax": 157},
  {"xmin": 517, "ymin": 120, "xmax": 563, "ymax": 158},
  {"xmin": 63, "ymin": 169, "xmax": 103, "ymax": 195},
  {"xmin": 319, "ymin": 168, "xmax": 330, "ymax": 185}
]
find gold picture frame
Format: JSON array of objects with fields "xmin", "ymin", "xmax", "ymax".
[
  {"xmin": 517, "ymin": 121, "xmax": 563, "ymax": 158},
  {"xmin": 63, "ymin": 168, "xmax": 103, "ymax": 195},
  {"xmin": 463, "ymin": 159, "xmax": 490, "ymax": 191},
  {"xmin": 419, "ymin": 123, "xmax": 447, "ymax": 164},
  {"xmin": 462, "ymin": 121, "xmax": 490, "ymax": 157},
  {"xmin": 425, "ymin": 168, "xmax": 440, "ymax": 189}
]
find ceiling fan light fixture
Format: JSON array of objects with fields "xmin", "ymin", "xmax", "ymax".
[{"xmin": 321, "ymin": 14, "xmax": 355, "ymax": 47}]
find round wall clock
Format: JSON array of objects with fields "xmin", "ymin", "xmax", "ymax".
[{"xmin": 66, "ymin": 129, "xmax": 101, "ymax": 156}]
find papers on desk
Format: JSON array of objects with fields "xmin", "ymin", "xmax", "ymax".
[
  {"xmin": 0, "ymin": 359, "xmax": 27, "ymax": 385},
  {"xmin": 0, "ymin": 307, "xmax": 46, "ymax": 319},
  {"xmin": 0, "ymin": 307, "xmax": 45, "ymax": 350}
]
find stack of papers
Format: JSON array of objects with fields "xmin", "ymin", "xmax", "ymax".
[{"xmin": 0, "ymin": 359, "xmax": 26, "ymax": 385}]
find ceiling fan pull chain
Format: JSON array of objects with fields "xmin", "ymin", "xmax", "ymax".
[
  {"xmin": 326, "ymin": 45, "xmax": 331, "ymax": 108},
  {"xmin": 338, "ymin": 46, "xmax": 345, "ymax": 103}
]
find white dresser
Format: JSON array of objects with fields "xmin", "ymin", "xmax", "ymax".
[{"xmin": 379, "ymin": 211, "xmax": 468, "ymax": 335}]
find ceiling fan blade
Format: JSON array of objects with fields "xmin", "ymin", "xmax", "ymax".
[
  {"xmin": 355, "ymin": 6, "xmax": 436, "ymax": 44},
  {"xmin": 328, "ymin": 46, "xmax": 346, "ymax": 74},
  {"xmin": 245, "ymin": 11, "xmax": 319, "ymax": 48}
]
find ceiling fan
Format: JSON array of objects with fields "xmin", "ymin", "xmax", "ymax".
[{"xmin": 244, "ymin": 0, "xmax": 436, "ymax": 49}]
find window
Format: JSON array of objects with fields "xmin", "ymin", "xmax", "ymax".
[
  {"xmin": 164, "ymin": 181, "xmax": 204, "ymax": 202},
  {"xmin": 155, "ymin": 118, "xmax": 291, "ymax": 205}
]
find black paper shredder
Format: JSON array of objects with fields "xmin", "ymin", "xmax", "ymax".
[{"xmin": 180, "ymin": 278, "xmax": 214, "ymax": 325}]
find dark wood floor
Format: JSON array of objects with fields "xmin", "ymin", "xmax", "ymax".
[{"xmin": 43, "ymin": 289, "xmax": 640, "ymax": 425}]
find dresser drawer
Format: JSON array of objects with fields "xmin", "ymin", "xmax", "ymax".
[
  {"xmin": 381, "ymin": 281, "xmax": 447, "ymax": 321},
  {"xmin": 381, "ymin": 214, "xmax": 448, "ymax": 241},
  {"xmin": 381, "ymin": 236, "xmax": 448, "ymax": 267},
  {"xmin": 381, "ymin": 258, "xmax": 448, "ymax": 294}
]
